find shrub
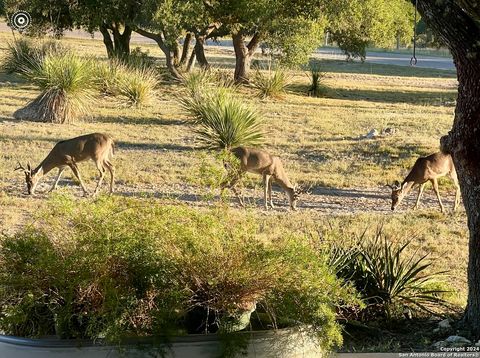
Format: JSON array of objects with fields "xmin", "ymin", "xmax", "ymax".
[
  {"xmin": 307, "ymin": 61, "xmax": 327, "ymax": 97},
  {"xmin": 1, "ymin": 39, "xmax": 68, "ymax": 75},
  {"xmin": 181, "ymin": 68, "xmax": 236, "ymax": 97},
  {"xmin": 328, "ymin": 229, "xmax": 453, "ymax": 319},
  {"xmin": 181, "ymin": 89, "xmax": 264, "ymax": 149},
  {"xmin": 14, "ymin": 52, "xmax": 95, "ymax": 123},
  {"xmin": 251, "ymin": 66, "xmax": 290, "ymax": 99},
  {"xmin": 0, "ymin": 195, "xmax": 359, "ymax": 351}
]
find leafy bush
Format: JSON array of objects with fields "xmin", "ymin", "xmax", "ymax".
[
  {"xmin": 307, "ymin": 61, "xmax": 327, "ymax": 97},
  {"xmin": 180, "ymin": 87, "xmax": 264, "ymax": 149},
  {"xmin": 327, "ymin": 229, "xmax": 453, "ymax": 319},
  {"xmin": 14, "ymin": 52, "xmax": 95, "ymax": 123},
  {"xmin": 251, "ymin": 66, "xmax": 290, "ymax": 99},
  {"xmin": 0, "ymin": 195, "xmax": 359, "ymax": 351}
]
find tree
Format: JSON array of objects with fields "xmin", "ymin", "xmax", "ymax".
[
  {"xmin": 327, "ymin": 0, "xmax": 414, "ymax": 60},
  {"xmin": 412, "ymin": 0, "xmax": 480, "ymax": 337}
]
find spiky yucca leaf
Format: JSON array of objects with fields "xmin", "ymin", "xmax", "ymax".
[
  {"xmin": 251, "ymin": 67, "xmax": 290, "ymax": 99},
  {"xmin": 14, "ymin": 52, "xmax": 95, "ymax": 123},
  {"xmin": 115, "ymin": 65, "xmax": 159, "ymax": 107},
  {"xmin": 180, "ymin": 89, "xmax": 264, "ymax": 149}
]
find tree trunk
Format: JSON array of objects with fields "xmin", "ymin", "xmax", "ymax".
[
  {"xmin": 232, "ymin": 32, "xmax": 261, "ymax": 83},
  {"xmin": 186, "ymin": 48, "xmax": 196, "ymax": 72},
  {"xmin": 135, "ymin": 28, "xmax": 182, "ymax": 79},
  {"xmin": 414, "ymin": 0, "xmax": 480, "ymax": 337},
  {"xmin": 179, "ymin": 33, "xmax": 193, "ymax": 67},
  {"xmin": 99, "ymin": 24, "xmax": 132, "ymax": 59},
  {"xmin": 194, "ymin": 34, "xmax": 209, "ymax": 69}
]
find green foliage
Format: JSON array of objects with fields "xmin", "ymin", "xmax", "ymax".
[
  {"xmin": 181, "ymin": 68, "xmax": 236, "ymax": 96},
  {"xmin": 93, "ymin": 59, "xmax": 159, "ymax": 107},
  {"xmin": 16, "ymin": 51, "xmax": 95, "ymax": 123},
  {"xmin": 1, "ymin": 39, "xmax": 68, "ymax": 75},
  {"xmin": 328, "ymin": 228, "xmax": 453, "ymax": 319},
  {"xmin": 306, "ymin": 61, "xmax": 327, "ymax": 97},
  {"xmin": 251, "ymin": 65, "xmax": 290, "ymax": 99},
  {"xmin": 0, "ymin": 195, "xmax": 359, "ymax": 351},
  {"xmin": 180, "ymin": 86, "xmax": 264, "ymax": 149}
]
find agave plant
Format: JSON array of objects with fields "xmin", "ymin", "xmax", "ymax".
[
  {"xmin": 180, "ymin": 88, "xmax": 264, "ymax": 149},
  {"xmin": 115, "ymin": 65, "xmax": 159, "ymax": 107},
  {"xmin": 14, "ymin": 52, "xmax": 95, "ymax": 123},
  {"xmin": 328, "ymin": 229, "xmax": 452, "ymax": 319}
]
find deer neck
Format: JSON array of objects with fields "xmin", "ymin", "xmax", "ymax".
[
  {"xmin": 34, "ymin": 157, "xmax": 56, "ymax": 177},
  {"xmin": 401, "ymin": 180, "xmax": 415, "ymax": 195}
]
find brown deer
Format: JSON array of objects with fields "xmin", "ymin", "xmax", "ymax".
[
  {"xmin": 388, "ymin": 152, "xmax": 460, "ymax": 213},
  {"xmin": 15, "ymin": 133, "xmax": 115, "ymax": 196},
  {"xmin": 222, "ymin": 146, "xmax": 303, "ymax": 210}
]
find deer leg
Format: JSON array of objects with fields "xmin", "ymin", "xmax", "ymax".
[
  {"xmin": 413, "ymin": 183, "xmax": 425, "ymax": 210},
  {"xmin": 104, "ymin": 160, "xmax": 115, "ymax": 194},
  {"xmin": 431, "ymin": 178, "xmax": 445, "ymax": 213},
  {"xmin": 268, "ymin": 176, "xmax": 275, "ymax": 209},
  {"xmin": 49, "ymin": 167, "xmax": 66, "ymax": 192},
  {"xmin": 93, "ymin": 162, "xmax": 106, "ymax": 196},
  {"xmin": 451, "ymin": 172, "xmax": 461, "ymax": 211},
  {"xmin": 223, "ymin": 173, "xmax": 245, "ymax": 207},
  {"xmin": 69, "ymin": 163, "xmax": 89, "ymax": 196},
  {"xmin": 263, "ymin": 174, "xmax": 269, "ymax": 210}
]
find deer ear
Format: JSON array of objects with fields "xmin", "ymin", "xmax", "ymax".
[{"xmin": 27, "ymin": 163, "xmax": 31, "ymax": 172}]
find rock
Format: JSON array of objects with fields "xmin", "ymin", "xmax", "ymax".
[
  {"xmin": 432, "ymin": 341, "xmax": 447, "ymax": 349},
  {"xmin": 364, "ymin": 129, "xmax": 378, "ymax": 139},
  {"xmin": 445, "ymin": 336, "xmax": 472, "ymax": 345},
  {"xmin": 438, "ymin": 318, "xmax": 452, "ymax": 329}
]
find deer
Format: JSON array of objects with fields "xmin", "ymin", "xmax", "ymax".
[
  {"xmin": 387, "ymin": 151, "xmax": 460, "ymax": 213},
  {"xmin": 222, "ymin": 146, "xmax": 305, "ymax": 210},
  {"xmin": 15, "ymin": 133, "xmax": 115, "ymax": 197}
]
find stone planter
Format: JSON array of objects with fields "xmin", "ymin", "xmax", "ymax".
[{"xmin": 0, "ymin": 328, "xmax": 323, "ymax": 358}]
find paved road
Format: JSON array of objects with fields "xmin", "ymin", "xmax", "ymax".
[{"xmin": 0, "ymin": 22, "xmax": 455, "ymax": 71}]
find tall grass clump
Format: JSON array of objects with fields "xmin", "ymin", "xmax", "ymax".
[
  {"xmin": 0, "ymin": 195, "xmax": 360, "ymax": 352},
  {"xmin": 93, "ymin": 59, "xmax": 159, "ymax": 107},
  {"xmin": 251, "ymin": 65, "xmax": 290, "ymax": 99},
  {"xmin": 307, "ymin": 61, "xmax": 327, "ymax": 97},
  {"xmin": 180, "ymin": 88, "xmax": 264, "ymax": 149},
  {"xmin": 181, "ymin": 68, "xmax": 236, "ymax": 97},
  {"xmin": 328, "ymin": 228, "xmax": 454, "ymax": 320},
  {"xmin": 13, "ymin": 52, "xmax": 95, "ymax": 123},
  {"xmin": 1, "ymin": 39, "xmax": 68, "ymax": 75}
]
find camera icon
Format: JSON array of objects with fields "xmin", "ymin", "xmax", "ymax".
[{"xmin": 10, "ymin": 11, "xmax": 32, "ymax": 31}]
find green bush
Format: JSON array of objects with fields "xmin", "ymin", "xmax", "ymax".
[
  {"xmin": 0, "ymin": 195, "xmax": 359, "ymax": 351},
  {"xmin": 251, "ymin": 66, "xmax": 290, "ymax": 99},
  {"xmin": 327, "ymin": 229, "xmax": 453, "ymax": 319},
  {"xmin": 14, "ymin": 52, "xmax": 95, "ymax": 123},
  {"xmin": 180, "ymin": 88, "xmax": 264, "ymax": 149}
]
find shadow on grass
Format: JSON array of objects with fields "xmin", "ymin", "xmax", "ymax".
[
  {"xmin": 316, "ymin": 59, "xmax": 456, "ymax": 79},
  {"xmin": 94, "ymin": 115, "xmax": 186, "ymax": 126},
  {"xmin": 116, "ymin": 141, "xmax": 195, "ymax": 152},
  {"xmin": 287, "ymin": 83, "xmax": 457, "ymax": 106}
]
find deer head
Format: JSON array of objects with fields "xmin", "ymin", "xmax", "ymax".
[
  {"xmin": 15, "ymin": 161, "xmax": 38, "ymax": 195},
  {"xmin": 387, "ymin": 180, "xmax": 406, "ymax": 211}
]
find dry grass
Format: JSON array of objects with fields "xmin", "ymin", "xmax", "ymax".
[{"xmin": 0, "ymin": 31, "xmax": 467, "ymax": 303}]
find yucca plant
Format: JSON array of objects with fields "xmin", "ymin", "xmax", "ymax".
[
  {"xmin": 329, "ymin": 229, "xmax": 452, "ymax": 319},
  {"xmin": 251, "ymin": 66, "xmax": 290, "ymax": 99},
  {"xmin": 13, "ymin": 52, "xmax": 95, "ymax": 123},
  {"xmin": 181, "ymin": 88, "xmax": 264, "ymax": 149},
  {"xmin": 114, "ymin": 64, "xmax": 159, "ymax": 107},
  {"xmin": 181, "ymin": 68, "xmax": 236, "ymax": 97},
  {"xmin": 307, "ymin": 61, "xmax": 327, "ymax": 97}
]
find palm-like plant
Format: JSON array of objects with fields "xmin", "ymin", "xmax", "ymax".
[
  {"xmin": 307, "ymin": 61, "xmax": 326, "ymax": 97},
  {"xmin": 14, "ymin": 52, "xmax": 95, "ymax": 123},
  {"xmin": 180, "ymin": 88, "xmax": 264, "ymax": 149},
  {"xmin": 251, "ymin": 67, "xmax": 290, "ymax": 99},
  {"xmin": 329, "ymin": 230, "xmax": 452, "ymax": 319}
]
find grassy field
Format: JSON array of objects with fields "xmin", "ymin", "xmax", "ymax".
[{"xmin": 0, "ymin": 29, "xmax": 468, "ymax": 311}]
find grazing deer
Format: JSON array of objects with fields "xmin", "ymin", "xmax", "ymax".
[
  {"xmin": 222, "ymin": 146, "xmax": 304, "ymax": 210},
  {"xmin": 15, "ymin": 133, "xmax": 115, "ymax": 196},
  {"xmin": 388, "ymin": 152, "xmax": 460, "ymax": 213}
]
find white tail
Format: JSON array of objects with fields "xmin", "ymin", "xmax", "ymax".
[
  {"xmin": 15, "ymin": 133, "xmax": 115, "ymax": 196},
  {"xmin": 388, "ymin": 152, "xmax": 460, "ymax": 213},
  {"xmin": 222, "ymin": 146, "xmax": 303, "ymax": 210}
]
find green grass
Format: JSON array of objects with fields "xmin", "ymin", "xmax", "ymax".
[{"xmin": 0, "ymin": 30, "xmax": 467, "ymax": 315}]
